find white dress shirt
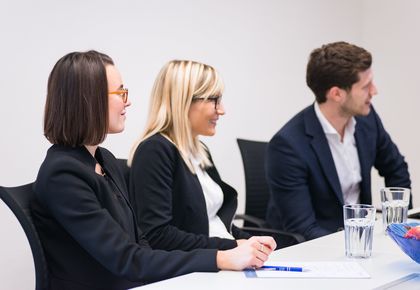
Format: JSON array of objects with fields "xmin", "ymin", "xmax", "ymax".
[
  {"xmin": 190, "ymin": 156, "xmax": 234, "ymax": 239},
  {"xmin": 314, "ymin": 103, "xmax": 362, "ymax": 204}
]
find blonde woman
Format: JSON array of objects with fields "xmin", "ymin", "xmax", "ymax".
[{"xmin": 129, "ymin": 60, "xmax": 274, "ymax": 251}]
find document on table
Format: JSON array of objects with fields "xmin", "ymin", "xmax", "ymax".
[{"xmin": 244, "ymin": 261, "xmax": 370, "ymax": 279}]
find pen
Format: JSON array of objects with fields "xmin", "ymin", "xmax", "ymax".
[{"xmin": 260, "ymin": 265, "xmax": 305, "ymax": 272}]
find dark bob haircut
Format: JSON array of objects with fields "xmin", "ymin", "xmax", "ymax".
[
  {"xmin": 44, "ymin": 50, "xmax": 114, "ymax": 146},
  {"xmin": 306, "ymin": 41, "xmax": 372, "ymax": 104}
]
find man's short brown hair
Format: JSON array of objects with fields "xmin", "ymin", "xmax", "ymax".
[
  {"xmin": 44, "ymin": 50, "xmax": 114, "ymax": 146},
  {"xmin": 306, "ymin": 41, "xmax": 372, "ymax": 103}
]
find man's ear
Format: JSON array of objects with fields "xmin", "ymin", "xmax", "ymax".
[{"xmin": 326, "ymin": 86, "xmax": 346, "ymax": 103}]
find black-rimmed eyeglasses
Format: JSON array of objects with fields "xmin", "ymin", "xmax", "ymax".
[{"xmin": 193, "ymin": 95, "xmax": 222, "ymax": 110}]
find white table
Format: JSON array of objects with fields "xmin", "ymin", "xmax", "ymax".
[{"xmin": 133, "ymin": 221, "xmax": 419, "ymax": 290}]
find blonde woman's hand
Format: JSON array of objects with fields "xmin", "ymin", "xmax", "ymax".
[
  {"xmin": 248, "ymin": 236, "xmax": 277, "ymax": 254},
  {"xmin": 217, "ymin": 236, "xmax": 276, "ymax": 270},
  {"xmin": 236, "ymin": 239, "xmax": 247, "ymax": 246}
]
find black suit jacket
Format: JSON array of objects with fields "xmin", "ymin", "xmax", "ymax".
[
  {"xmin": 32, "ymin": 145, "xmax": 218, "ymax": 290},
  {"xmin": 266, "ymin": 105, "xmax": 411, "ymax": 240},
  {"xmin": 129, "ymin": 134, "xmax": 249, "ymax": 252}
]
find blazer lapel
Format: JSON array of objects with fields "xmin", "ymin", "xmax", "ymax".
[
  {"xmin": 354, "ymin": 118, "xmax": 374, "ymax": 204},
  {"xmin": 304, "ymin": 106, "xmax": 344, "ymax": 205}
]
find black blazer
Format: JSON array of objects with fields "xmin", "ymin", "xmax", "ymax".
[
  {"xmin": 129, "ymin": 134, "xmax": 249, "ymax": 252},
  {"xmin": 32, "ymin": 145, "xmax": 218, "ymax": 290},
  {"xmin": 266, "ymin": 105, "xmax": 411, "ymax": 240}
]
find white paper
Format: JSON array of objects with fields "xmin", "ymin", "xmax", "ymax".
[{"xmin": 254, "ymin": 261, "xmax": 370, "ymax": 279}]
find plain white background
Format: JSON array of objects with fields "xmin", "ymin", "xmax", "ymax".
[{"xmin": 1, "ymin": 0, "xmax": 419, "ymax": 289}]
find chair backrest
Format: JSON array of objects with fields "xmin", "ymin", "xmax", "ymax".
[
  {"xmin": 0, "ymin": 183, "xmax": 49, "ymax": 290},
  {"xmin": 237, "ymin": 138, "xmax": 270, "ymax": 226}
]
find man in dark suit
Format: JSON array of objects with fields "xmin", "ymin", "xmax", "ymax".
[{"xmin": 266, "ymin": 41, "xmax": 411, "ymax": 241}]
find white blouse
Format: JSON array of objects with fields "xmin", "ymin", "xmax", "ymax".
[{"xmin": 190, "ymin": 156, "xmax": 234, "ymax": 240}]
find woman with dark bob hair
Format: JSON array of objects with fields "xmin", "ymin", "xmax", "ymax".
[{"xmin": 31, "ymin": 51, "xmax": 276, "ymax": 290}]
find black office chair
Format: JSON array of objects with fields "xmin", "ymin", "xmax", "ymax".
[
  {"xmin": 0, "ymin": 183, "xmax": 49, "ymax": 290},
  {"xmin": 236, "ymin": 138, "xmax": 305, "ymax": 248}
]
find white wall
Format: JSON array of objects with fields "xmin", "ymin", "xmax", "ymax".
[
  {"xmin": 1, "ymin": 0, "xmax": 419, "ymax": 288},
  {"xmin": 0, "ymin": 0, "xmax": 365, "ymax": 203},
  {"xmin": 361, "ymin": 0, "xmax": 420, "ymax": 208}
]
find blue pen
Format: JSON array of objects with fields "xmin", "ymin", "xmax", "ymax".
[{"xmin": 260, "ymin": 265, "xmax": 305, "ymax": 272}]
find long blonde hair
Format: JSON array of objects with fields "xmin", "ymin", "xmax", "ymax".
[{"xmin": 128, "ymin": 60, "xmax": 224, "ymax": 172}]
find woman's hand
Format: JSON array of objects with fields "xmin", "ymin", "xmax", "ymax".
[
  {"xmin": 218, "ymin": 236, "xmax": 276, "ymax": 270},
  {"xmin": 235, "ymin": 239, "xmax": 247, "ymax": 246}
]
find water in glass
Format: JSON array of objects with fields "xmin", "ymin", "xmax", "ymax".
[
  {"xmin": 345, "ymin": 217, "xmax": 374, "ymax": 258},
  {"xmin": 382, "ymin": 200, "xmax": 408, "ymax": 230}
]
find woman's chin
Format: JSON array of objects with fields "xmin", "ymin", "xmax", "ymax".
[{"xmin": 108, "ymin": 127, "xmax": 125, "ymax": 134}]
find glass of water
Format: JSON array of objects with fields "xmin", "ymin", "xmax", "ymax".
[
  {"xmin": 343, "ymin": 204, "xmax": 376, "ymax": 258},
  {"xmin": 381, "ymin": 187, "xmax": 410, "ymax": 232}
]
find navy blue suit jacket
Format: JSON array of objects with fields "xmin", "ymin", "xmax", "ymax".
[{"xmin": 266, "ymin": 105, "xmax": 411, "ymax": 240}]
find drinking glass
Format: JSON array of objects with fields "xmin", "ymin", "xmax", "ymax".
[
  {"xmin": 381, "ymin": 187, "xmax": 410, "ymax": 232},
  {"xmin": 343, "ymin": 204, "xmax": 376, "ymax": 258}
]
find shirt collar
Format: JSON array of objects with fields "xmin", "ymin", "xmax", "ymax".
[{"xmin": 314, "ymin": 102, "xmax": 357, "ymax": 139}]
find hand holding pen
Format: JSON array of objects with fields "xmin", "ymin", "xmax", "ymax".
[{"xmin": 217, "ymin": 236, "xmax": 277, "ymax": 270}]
